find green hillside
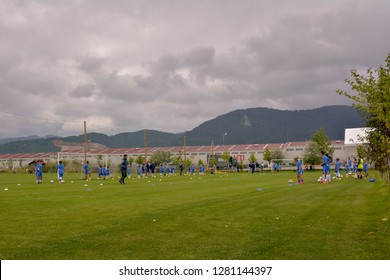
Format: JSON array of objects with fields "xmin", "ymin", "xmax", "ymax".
[{"xmin": 0, "ymin": 105, "xmax": 364, "ymax": 153}]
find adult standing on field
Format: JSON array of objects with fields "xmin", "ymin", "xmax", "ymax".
[
  {"xmin": 119, "ymin": 154, "xmax": 128, "ymax": 184},
  {"xmin": 357, "ymin": 158, "xmax": 364, "ymax": 179}
]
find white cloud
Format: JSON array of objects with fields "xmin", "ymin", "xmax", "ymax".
[{"xmin": 0, "ymin": 0, "xmax": 389, "ymax": 138}]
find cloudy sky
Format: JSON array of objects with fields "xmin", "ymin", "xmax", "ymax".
[{"xmin": 1, "ymin": 0, "xmax": 389, "ymax": 138}]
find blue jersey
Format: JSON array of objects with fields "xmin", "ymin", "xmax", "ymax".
[
  {"xmin": 84, "ymin": 164, "xmax": 89, "ymax": 174},
  {"xmin": 363, "ymin": 162, "xmax": 368, "ymax": 172},
  {"xmin": 296, "ymin": 160, "xmax": 303, "ymax": 175},
  {"xmin": 322, "ymin": 155, "xmax": 330, "ymax": 172},
  {"xmin": 57, "ymin": 163, "xmax": 64, "ymax": 176},
  {"xmin": 35, "ymin": 163, "xmax": 42, "ymax": 176},
  {"xmin": 335, "ymin": 161, "xmax": 341, "ymax": 172}
]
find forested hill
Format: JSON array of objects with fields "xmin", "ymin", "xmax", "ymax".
[{"xmin": 0, "ymin": 105, "xmax": 364, "ymax": 153}]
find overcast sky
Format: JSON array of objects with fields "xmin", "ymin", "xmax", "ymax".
[{"xmin": 1, "ymin": 0, "xmax": 389, "ymax": 138}]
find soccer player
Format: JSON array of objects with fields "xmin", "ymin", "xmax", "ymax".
[
  {"xmin": 321, "ymin": 151, "xmax": 331, "ymax": 183},
  {"xmin": 136, "ymin": 165, "xmax": 141, "ymax": 179},
  {"xmin": 119, "ymin": 154, "xmax": 128, "ymax": 184},
  {"xmin": 98, "ymin": 165, "xmax": 103, "ymax": 179},
  {"xmin": 104, "ymin": 165, "xmax": 110, "ymax": 180},
  {"xmin": 57, "ymin": 160, "xmax": 65, "ymax": 183},
  {"xmin": 363, "ymin": 161, "xmax": 369, "ymax": 178},
  {"xmin": 84, "ymin": 161, "xmax": 90, "ymax": 181},
  {"xmin": 35, "ymin": 160, "xmax": 43, "ymax": 184},
  {"xmin": 199, "ymin": 164, "xmax": 205, "ymax": 175},
  {"xmin": 294, "ymin": 157, "xmax": 304, "ymax": 184},
  {"xmin": 344, "ymin": 160, "xmax": 350, "ymax": 178},
  {"xmin": 141, "ymin": 164, "xmax": 146, "ymax": 178},
  {"xmin": 334, "ymin": 158, "xmax": 341, "ymax": 179}
]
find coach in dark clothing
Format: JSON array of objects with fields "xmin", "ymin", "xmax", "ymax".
[{"xmin": 119, "ymin": 154, "xmax": 128, "ymax": 184}]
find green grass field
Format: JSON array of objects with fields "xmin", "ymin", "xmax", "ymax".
[{"xmin": 0, "ymin": 170, "xmax": 389, "ymax": 260}]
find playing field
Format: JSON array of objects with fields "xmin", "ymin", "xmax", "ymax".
[{"xmin": 0, "ymin": 170, "xmax": 389, "ymax": 260}]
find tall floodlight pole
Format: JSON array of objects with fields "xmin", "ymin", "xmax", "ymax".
[
  {"xmin": 144, "ymin": 129, "xmax": 147, "ymax": 164},
  {"xmin": 184, "ymin": 135, "xmax": 187, "ymax": 172},
  {"xmin": 223, "ymin": 132, "xmax": 227, "ymax": 145},
  {"xmin": 83, "ymin": 121, "xmax": 87, "ymax": 163}
]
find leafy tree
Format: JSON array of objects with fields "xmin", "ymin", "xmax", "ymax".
[
  {"xmin": 221, "ymin": 151, "xmax": 231, "ymax": 168},
  {"xmin": 304, "ymin": 128, "xmax": 334, "ymax": 165},
  {"xmin": 337, "ymin": 52, "xmax": 390, "ymax": 183},
  {"xmin": 270, "ymin": 149, "xmax": 284, "ymax": 164},
  {"xmin": 96, "ymin": 155, "xmax": 103, "ymax": 166},
  {"xmin": 198, "ymin": 159, "xmax": 204, "ymax": 166},
  {"xmin": 135, "ymin": 155, "xmax": 144, "ymax": 165},
  {"xmin": 263, "ymin": 148, "xmax": 272, "ymax": 164},
  {"xmin": 150, "ymin": 150, "xmax": 171, "ymax": 166},
  {"xmin": 128, "ymin": 155, "xmax": 134, "ymax": 167},
  {"xmin": 171, "ymin": 151, "xmax": 183, "ymax": 167},
  {"xmin": 249, "ymin": 153, "xmax": 257, "ymax": 164}
]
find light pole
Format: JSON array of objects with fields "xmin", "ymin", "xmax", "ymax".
[{"xmin": 223, "ymin": 132, "xmax": 227, "ymax": 145}]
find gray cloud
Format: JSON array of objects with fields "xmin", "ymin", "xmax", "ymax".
[{"xmin": 0, "ymin": 0, "xmax": 389, "ymax": 138}]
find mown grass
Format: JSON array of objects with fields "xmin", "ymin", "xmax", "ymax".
[{"xmin": 0, "ymin": 170, "xmax": 389, "ymax": 260}]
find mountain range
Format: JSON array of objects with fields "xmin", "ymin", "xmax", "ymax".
[{"xmin": 0, "ymin": 105, "xmax": 365, "ymax": 153}]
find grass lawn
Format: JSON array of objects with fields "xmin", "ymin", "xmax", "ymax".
[{"xmin": 0, "ymin": 170, "xmax": 389, "ymax": 260}]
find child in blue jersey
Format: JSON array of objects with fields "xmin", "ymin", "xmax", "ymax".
[
  {"xmin": 159, "ymin": 164, "xmax": 163, "ymax": 176},
  {"xmin": 334, "ymin": 158, "xmax": 341, "ymax": 179},
  {"xmin": 136, "ymin": 165, "xmax": 141, "ymax": 179},
  {"xmin": 84, "ymin": 161, "xmax": 90, "ymax": 181},
  {"xmin": 57, "ymin": 160, "xmax": 65, "ymax": 183},
  {"xmin": 191, "ymin": 164, "xmax": 195, "ymax": 175},
  {"xmin": 363, "ymin": 161, "xmax": 369, "ymax": 178},
  {"xmin": 98, "ymin": 165, "xmax": 103, "ymax": 179},
  {"xmin": 35, "ymin": 160, "xmax": 43, "ymax": 184},
  {"xmin": 344, "ymin": 161, "xmax": 349, "ymax": 178},
  {"xmin": 199, "ymin": 164, "xmax": 205, "ymax": 175},
  {"xmin": 347, "ymin": 158, "xmax": 352, "ymax": 175},
  {"xmin": 352, "ymin": 160, "xmax": 358, "ymax": 178},
  {"xmin": 163, "ymin": 164, "xmax": 167, "ymax": 176},
  {"xmin": 127, "ymin": 165, "xmax": 131, "ymax": 178},
  {"xmin": 321, "ymin": 151, "xmax": 330, "ymax": 183},
  {"xmin": 141, "ymin": 164, "xmax": 146, "ymax": 178},
  {"xmin": 104, "ymin": 165, "xmax": 110, "ymax": 180},
  {"xmin": 294, "ymin": 157, "xmax": 304, "ymax": 184}
]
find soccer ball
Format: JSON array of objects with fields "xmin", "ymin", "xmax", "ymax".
[
  {"xmin": 288, "ymin": 179, "xmax": 293, "ymax": 183},
  {"xmin": 50, "ymin": 180, "xmax": 54, "ymax": 183}
]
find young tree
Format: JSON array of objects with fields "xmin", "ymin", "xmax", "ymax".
[
  {"xmin": 249, "ymin": 152, "xmax": 257, "ymax": 164},
  {"xmin": 263, "ymin": 148, "xmax": 272, "ymax": 164},
  {"xmin": 150, "ymin": 150, "xmax": 171, "ymax": 166},
  {"xmin": 337, "ymin": 52, "xmax": 390, "ymax": 183},
  {"xmin": 270, "ymin": 149, "xmax": 284, "ymax": 164},
  {"xmin": 304, "ymin": 128, "xmax": 334, "ymax": 165},
  {"xmin": 221, "ymin": 151, "xmax": 231, "ymax": 169},
  {"xmin": 135, "ymin": 155, "xmax": 144, "ymax": 165}
]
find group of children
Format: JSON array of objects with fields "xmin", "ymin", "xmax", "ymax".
[
  {"xmin": 293, "ymin": 153, "xmax": 370, "ymax": 185},
  {"xmin": 318, "ymin": 153, "xmax": 369, "ymax": 184},
  {"xmin": 134, "ymin": 163, "xmax": 206, "ymax": 179},
  {"xmin": 34, "ymin": 160, "xmax": 65, "ymax": 184}
]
